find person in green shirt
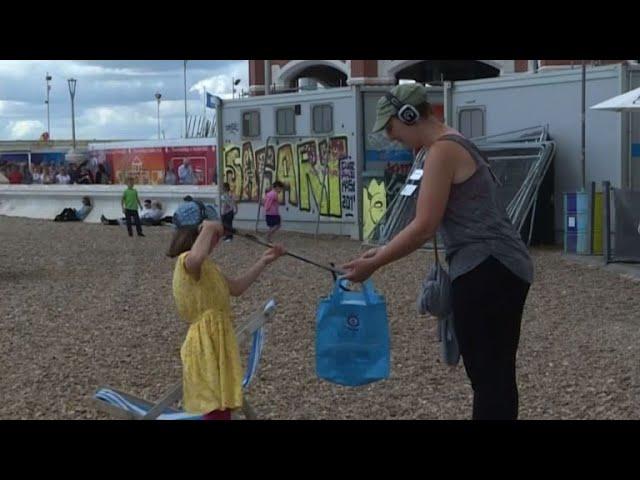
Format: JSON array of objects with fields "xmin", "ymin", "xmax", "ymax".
[{"xmin": 121, "ymin": 177, "xmax": 145, "ymax": 237}]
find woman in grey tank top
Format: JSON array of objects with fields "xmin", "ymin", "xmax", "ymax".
[{"xmin": 343, "ymin": 84, "xmax": 533, "ymax": 420}]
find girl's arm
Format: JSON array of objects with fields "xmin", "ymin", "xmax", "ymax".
[
  {"xmin": 184, "ymin": 221, "xmax": 224, "ymax": 278},
  {"xmin": 224, "ymin": 245, "xmax": 285, "ymax": 297}
]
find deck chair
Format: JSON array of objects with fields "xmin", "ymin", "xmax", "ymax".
[{"xmin": 93, "ymin": 299, "xmax": 277, "ymax": 420}]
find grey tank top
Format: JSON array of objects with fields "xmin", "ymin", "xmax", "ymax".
[{"xmin": 435, "ymin": 134, "xmax": 534, "ymax": 284}]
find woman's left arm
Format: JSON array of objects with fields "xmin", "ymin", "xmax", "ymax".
[{"xmin": 342, "ymin": 142, "xmax": 456, "ymax": 282}]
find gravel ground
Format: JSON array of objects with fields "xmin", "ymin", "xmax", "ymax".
[{"xmin": 1, "ymin": 215, "xmax": 639, "ymax": 420}]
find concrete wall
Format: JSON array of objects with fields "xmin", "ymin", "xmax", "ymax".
[{"xmin": 0, "ymin": 184, "xmax": 219, "ymax": 223}]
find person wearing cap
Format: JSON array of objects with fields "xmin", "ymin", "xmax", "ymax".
[
  {"xmin": 342, "ymin": 83, "xmax": 533, "ymax": 420},
  {"xmin": 166, "ymin": 198, "xmax": 286, "ymax": 420}
]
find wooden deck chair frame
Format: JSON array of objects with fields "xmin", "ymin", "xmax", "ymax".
[{"xmin": 93, "ymin": 299, "xmax": 277, "ymax": 420}]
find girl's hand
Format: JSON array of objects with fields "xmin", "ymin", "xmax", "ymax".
[{"xmin": 260, "ymin": 244, "xmax": 286, "ymax": 266}]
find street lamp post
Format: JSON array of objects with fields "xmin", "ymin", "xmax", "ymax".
[
  {"xmin": 232, "ymin": 77, "xmax": 241, "ymax": 99},
  {"xmin": 67, "ymin": 78, "xmax": 77, "ymax": 150},
  {"xmin": 155, "ymin": 92, "xmax": 162, "ymax": 140},
  {"xmin": 183, "ymin": 60, "xmax": 188, "ymax": 138},
  {"xmin": 45, "ymin": 73, "xmax": 52, "ymax": 139}
]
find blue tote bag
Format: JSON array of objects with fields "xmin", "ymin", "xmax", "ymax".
[{"xmin": 316, "ymin": 279, "xmax": 390, "ymax": 386}]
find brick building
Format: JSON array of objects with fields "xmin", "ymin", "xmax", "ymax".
[{"xmin": 249, "ymin": 60, "xmax": 634, "ymax": 96}]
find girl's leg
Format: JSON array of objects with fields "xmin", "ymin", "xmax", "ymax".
[{"xmin": 202, "ymin": 409, "xmax": 232, "ymax": 420}]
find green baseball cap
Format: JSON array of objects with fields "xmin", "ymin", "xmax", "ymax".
[{"xmin": 371, "ymin": 83, "xmax": 429, "ymax": 133}]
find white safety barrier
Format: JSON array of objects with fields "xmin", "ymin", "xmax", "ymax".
[{"xmin": 0, "ymin": 184, "xmax": 219, "ymax": 223}]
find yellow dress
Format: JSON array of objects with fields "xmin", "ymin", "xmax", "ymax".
[{"xmin": 173, "ymin": 252, "xmax": 243, "ymax": 414}]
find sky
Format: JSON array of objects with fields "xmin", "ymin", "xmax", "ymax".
[{"xmin": 0, "ymin": 60, "xmax": 249, "ymax": 141}]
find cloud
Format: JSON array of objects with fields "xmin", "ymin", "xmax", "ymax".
[
  {"xmin": 0, "ymin": 60, "xmax": 248, "ymax": 140},
  {"xmin": 6, "ymin": 120, "xmax": 45, "ymax": 139}
]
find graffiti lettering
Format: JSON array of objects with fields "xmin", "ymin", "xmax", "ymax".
[
  {"xmin": 224, "ymin": 146, "xmax": 242, "ymax": 199},
  {"xmin": 340, "ymin": 156, "xmax": 356, "ymax": 218},
  {"xmin": 275, "ymin": 144, "xmax": 298, "ymax": 206},
  {"xmin": 224, "ymin": 136, "xmax": 348, "ymax": 218}
]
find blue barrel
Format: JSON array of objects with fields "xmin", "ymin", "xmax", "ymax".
[{"xmin": 564, "ymin": 192, "xmax": 589, "ymax": 254}]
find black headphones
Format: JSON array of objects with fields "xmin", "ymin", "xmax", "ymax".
[{"xmin": 385, "ymin": 93, "xmax": 420, "ymax": 125}]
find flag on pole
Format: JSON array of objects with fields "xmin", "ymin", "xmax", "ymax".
[{"xmin": 206, "ymin": 92, "xmax": 217, "ymax": 109}]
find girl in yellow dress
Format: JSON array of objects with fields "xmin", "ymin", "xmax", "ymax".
[{"xmin": 167, "ymin": 219, "xmax": 285, "ymax": 420}]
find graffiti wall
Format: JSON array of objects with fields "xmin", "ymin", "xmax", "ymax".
[
  {"xmin": 362, "ymin": 178, "xmax": 387, "ymax": 239},
  {"xmin": 223, "ymin": 136, "xmax": 352, "ymax": 219},
  {"xmin": 363, "ymin": 162, "xmax": 416, "ymax": 240}
]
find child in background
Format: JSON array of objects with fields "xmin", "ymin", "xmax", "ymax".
[
  {"xmin": 220, "ymin": 182, "xmax": 238, "ymax": 242},
  {"xmin": 121, "ymin": 177, "xmax": 144, "ymax": 237},
  {"xmin": 167, "ymin": 205, "xmax": 285, "ymax": 420},
  {"xmin": 263, "ymin": 181, "xmax": 284, "ymax": 243}
]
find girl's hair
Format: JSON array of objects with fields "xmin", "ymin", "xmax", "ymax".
[
  {"xmin": 82, "ymin": 196, "xmax": 91, "ymax": 206},
  {"xmin": 272, "ymin": 180, "xmax": 285, "ymax": 189},
  {"xmin": 167, "ymin": 228, "xmax": 200, "ymax": 258},
  {"xmin": 223, "ymin": 182, "xmax": 231, "ymax": 191}
]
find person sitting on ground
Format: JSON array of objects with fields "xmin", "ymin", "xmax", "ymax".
[
  {"xmin": 55, "ymin": 167, "xmax": 71, "ymax": 185},
  {"xmin": 54, "ymin": 196, "xmax": 93, "ymax": 222},
  {"xmin": 140, "ymin": 199, "xmax": 165, "ymax": 225},
  {"xmin": 101, "ymin": 199, "xmax": 165, "ymax": 227}
]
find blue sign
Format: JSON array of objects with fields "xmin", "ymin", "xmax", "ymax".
[
  {"xmin": 632, "ymin": 143, "xmax": 640, "ymax": 157},
  {"xmin": 206, "ymin": 92, "xmax": 217, "ymax": 109},
  {"xmin": 365, "ymin": 149, "xmax": 413, "ymax": 164}
]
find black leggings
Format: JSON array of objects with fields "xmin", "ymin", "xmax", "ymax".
[{"xmin": 452, "ymin": 256, "xmax": 530, "ymax": 420}]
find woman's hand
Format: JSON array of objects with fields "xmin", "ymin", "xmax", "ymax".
[
  {"xmin": 260, "ymin": 243, "xmax": 286, "ymax": 266},
  {"xmin": 359, "ymin": 247, "xmax": 380, "ymax": 260},
  {"xmin": 340, "ymin": 250, "xmax": 381, "ymax": 283}
]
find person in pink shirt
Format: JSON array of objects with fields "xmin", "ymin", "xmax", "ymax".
[{"xmin": 263, "ymin": 181, "xmax": 284, "ymax": 242}]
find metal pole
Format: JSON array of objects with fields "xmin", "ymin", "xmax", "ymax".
[
  {"xmin": 46, "ymin": 73, "xmax": 51, "ymax": 138},
  {"xmin": 590, "ymin": 180, "xmax": 596, "ymax": 255},
  {"xmin": 155, "ymin": 92, "xmax": 162, "ymax": 140},
  {"xmin": 603, "ymin": 181, "xmax": 611, "ymax": 264},
  {"xmin": 184, "ymin": 60, "xmax": 188, "ymax": 138},
  {"xmin": 68, "ymin": 78, "xmax": 77, "ymax": 150},
  {"xmin": 264, "ymin": 60, "xmax": 271, "ymax": 96},
  {"xmin": 581, "ymin": 60, "xmax": 586, "ymax": 190},
  {"xmin": 214, "ymin": 95, "xmax": 224, "ymax": 194}
]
